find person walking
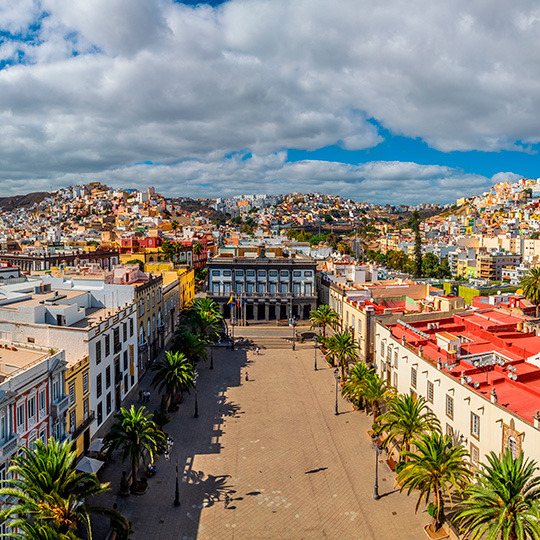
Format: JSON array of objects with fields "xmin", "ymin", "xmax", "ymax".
[{"xmin": 245, "ymin": 371, "xmax": 249, "ymax": 381}]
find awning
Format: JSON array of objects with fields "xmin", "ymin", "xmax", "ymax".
[
  {"xmin": 75, "ymin": 456, "xmax": 104, "ymax": 474},
  {"xmin": 87, "ymin": 438, "xmax": 104, "ymax": 453}
]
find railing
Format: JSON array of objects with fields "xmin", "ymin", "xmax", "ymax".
[
  {"xmin": 208, "ymin": 291, "xmax": 317, "ymax": 298},
  {"xmin": 51, "ymin": 395, "xmax": 70, "ymax": 418},
  {"xmin": 0, "ymin": 434, "xmax": 18, "ymax": 458},
  {"xmin": 71, "ymin": 411, "xmax": 95, "ymax": 440}
]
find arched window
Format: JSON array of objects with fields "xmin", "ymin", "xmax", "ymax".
[
  {"xmin": 152, "ymin": 315, "xmax": 156, "ymax": 337},
  {"xmin": 158, "ymin": 311, "xmax": 162, "ymax": 326},
  {"xmin": 147, "ymin": 320, "xmax": 151, "ymax": 341},
  {"xmin": 139, "ymin": 325, "xmax": 145, "ymax": 345},
  {"xmin": 152, "ymin": 291, "xmax": 155, "ymax": 307}
]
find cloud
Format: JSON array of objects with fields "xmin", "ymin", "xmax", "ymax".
[
  {"xmin": 0, "ymin": 0, "xmax": 538, "ymax": 197},
  {"xmin": 16, "ymin": 154, "xmax": 516, "ymax": 205}
]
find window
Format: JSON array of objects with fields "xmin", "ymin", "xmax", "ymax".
[
  {"xmin": 352, "ymin": 315, "xmax": 355, "ymax": 329},
  {"xmin": 427, "ymin": 381, "xmax": 434, "ymax": 403},
  {"xmin": 97, "ymin": 402, "xmax": 103, "ymax": 425},
  {"xmin": 28, "ymin": 397, "xmax": 36, "ymax": 423},
  {"xmin": 124, "ymin": 374, "xmax": 129, "ymax": 392},
  {"xmin": 246, "ymin": 270, "xmax": 255, "ymax": 277},
  {"xmin": 0, "ymin": 415, "xmax": 5, "ymax": 441},
  {"xmin": 83, "ymin": 398, "xmax": 89, "ymax": 419},
  {"xmin": 152, "ymin": 291, "xmax": 155, "ymax": 306},
  {"xmin": 114, "ymin": 327, "xmax": 121, "ymax": 353},
  {"xmin": 304, "ymin": 271, "xmax": 313, "ymax": 277},
  {"xmin": 53, "ymin": 376, "xmax": 62, "ymax": 401},
  {"xmin": 124, "ymin": 351, "xmax": 128, "ymax": 371},
  {"xmin": 470, "ymin": 412, "xmax": 480, "ymax": 439},
  {"xmin": 96, "ymin": 374, "xmax": 102, "ymax": 398},
  {"xmin": 129, "ymin": 318, "xmax": 134, "ymax": 337},
  {"xmin": 394, "ymin": 350, "xmax": 398, "ymax": 367},
  {"xmin": 39, "ymin": 390, "xmax": 46, "ymax": 415},
  {"xmin": 223, "ymin": 270, "xmax": 232, "ymax": 277},
  {"xmin": 211, "ymin": 270, "xmax": 221, "ymax": 277},
  {"xmin": 123, "ymin": 322, "xmax": 127, "ymax": 342},
  {"xmin": 257, "ymin": 270, "xmax": 266, "ymax": 277},
  {"xmin": 393, "ymin": 372, "xmax": 398, "ymax": 388},
  {"xmin": 346, "ymin": 312, "xmax": 349, "ymax": 325},
  {"xmin": 446, "ymin": 423, "xmax": 454, "ymax": 438},
  {"xmin": 106, "ymin": 393, "xmax": 112, "ymax": 414},
  {"xmin": 470, "ymin": 444, "xmax": 479, "ymax": 466},
  {"xmin": 292, "ymin": 271, "xmax": 301, "ymax": 277},
  {"xmin": 235, "ymin": 270, "xmax": 244, "ymax": 277},
  {"xmin": 445, "ymin": 395, "xmax": 454, "ymax": 419},
  {"xmin": 69, "ymin": 383, "xmax": 75, "ymax": 405},
  {"xmin": 40, "ymin": 428, "xmax": 47, "ymax": 442},
  {"xmin": 27, "ymin": 337, "xmax": 35, "ymax": 343},
  {"xmin": 69, "ymin": 410, "xmax": 76, "ymax": 433},
  {"xmin": 95, "ymin": 340, "xmax": 102, "ymax": 364},
  {"xmin": 83, "ymin": 373, "xmax": 89, "ymax": 395},
  {"xmin": 280, "ymin": 270, "xmax": 289, "ymax": 277},
  {"xmin": 269, "ymin": 270, "xmax": 278, "ymax": 277},
  {"xmin": 16, "ymin": 403, "xmax": 25, "ymax": 431},
  {"xmin": 381, "ymin": 342, "xmax": 385, "ymax": 357},
  {"xmin": 105, "ymin": 334, "xmax": 110, "ymax": 356},
  {"xmin": 508, "ymin": 436, "xmax": 519, "ymax": 459},
  {"xmin": 105, "ymin": 366, "xmax": 111, "ymax": 389}
]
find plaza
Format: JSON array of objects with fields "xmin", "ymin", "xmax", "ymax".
[{"xmin": 94, "ymin": 329, "xmax": 428, "ymax": 539}]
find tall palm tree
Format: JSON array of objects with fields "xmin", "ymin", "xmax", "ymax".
[
  {"xmin": 326, "ymin": 331, "xmax": 358, "ymax": 379},
  {"xmin": 309, "ymin": 304, "xmax": 340, "ymax": 338},
  {"xmin": 174, "ymin": 331, "xmax": 208, "ymax": 364},
  {"xmin": 0, "ymin": 438, "xmax": 126, "ymax": 540},
  {"xmin": 341, "ymin": 362, "xmax": 371, "ymax": 408},
  {"xmin": 191, "ymin": 298, "xmax": 223, "ymax": 321},
  {"xmin": 454, "ymin": 450, "xmax": 540, "ymax": 540},
  {"xmin": 521, "ymin": 267, "xmax": 540, "ymax": 317},
  {"xmin": 378, "ymin": 394, "xmax": 440, "ymax": 460},
  {"xmin": 192, "ymin": 241, "xmax": 204, "ymax": 258},
  {"xmin": 398, "ymin": 432, "xmax": 472, "ymax": 532},
  {"xmin": 181, "ymin": 310, "xmax": 221, "ymax": 342},
  {"xmin": 359, "ymin": 373, "xmax": 395, "ymax": 419},
  {"xmin": 151, "ymin": 350, "xmax": 195, "ymax": 409},
  {"xmin": 103, "ymin": 406, "xmax": 165, "ymax": 491},
  {"xmin": 7, "ymin": 521, "xmax": 82, "ymax": 539}
]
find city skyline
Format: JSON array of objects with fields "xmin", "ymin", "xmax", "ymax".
[{"xmin": 1, "ymin": 1, "xmax": 538, "ymax": 203}]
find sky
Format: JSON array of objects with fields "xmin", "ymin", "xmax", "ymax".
[{"xmin": 0, "ymin": 1, "xmax": 539, "ymax": 204}]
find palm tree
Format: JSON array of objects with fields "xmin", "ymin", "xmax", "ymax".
[
  {"xmin": 7, "ymin": 521, "xmax": 82, "ymax": 539},
  {"xmin": 103, "ymin": 406, "xmax": 165, "ymax": 491},
  {"xmin": 398, "ymin": 432, "xmax": 472, "ymax": 532},
  {"xmin": 151, "ymin": 350, "xmax": 195, "ymax": 410},
  {"xmin": 454, "ymin": 450, "xmax": 540, "ymax": 540},
  {"xmin": 341, "ymin": 362, "xmax": 371, "ymax": 408},
  {"xmin": 359, "ymin": 373, "xmax": 395, "ymax": 419},
  {"xmin": 181, "ymin": 310, "xmax": 221, "ymax": 342},
  {"xmin": 521, "ymin": 267, "xmax": 540, "ymax": 317},
  {"xmin": 309, "ymin": 304, "xmax": 340, "ymax": 338},
  {"xmin": 0, "ymin": 438, "xmax": 126, "ymax": 540},
  {"xmin": 378, "ymin": 394, "xmax": 440, "ymax": 460},
  {"xmin": 191, "ymin": 298, "xmax": 223, "ymax": 321},
  {"xmin": 174, "ymin": 331, "xmax": 208, "ymax": 364},
  {"xmin": 326, "ymin": 331, "xmax": 358, "ymax": 379},
  {"xmin": 192, "ymin": 241, "xmax": 204, "ymax": 257},
  {"xmin": 323, "ymin": 335, "xmax": 338, "ymax": 366}
]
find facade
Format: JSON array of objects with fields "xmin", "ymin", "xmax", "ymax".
[
  {"xmin": 65, "ymin": 355, "xmax": 92, "ymax": 457},
  {"xmin": 207, "ymin": 246, "xmax": 317, "ymax": 321},
  {"xmin": 375, "ymin": 310, "xmax": 540, "ymax": 467},
  {"xmin": 0, "ymin": 249, "xmax": 119, "ymax": 273},
  {"xmin": 476, "ymin": 253, "xmax": 521, "ymax": 281}
]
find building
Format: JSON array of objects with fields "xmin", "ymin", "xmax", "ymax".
[
  {"xmin": 207, "ymin": 245, "xmax": 317, "ymax": 321},
  {"xmin": 375, "ymin": 310, "xmax": 540, "ymax": 467},
  {"xmin": 476, "ymin": 252, "xmax": 521, "ymax": 281}
]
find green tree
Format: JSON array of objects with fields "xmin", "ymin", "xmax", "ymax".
[
  {"xmin": 454, "ymin": 450, "xmax": 540, "ymax": 540},
  {"xmin": 359, "ymin": 373, "xmax": 395, "ymax": 419},
  {"xmin": 421, "ymin": 253, "xmax": 440, "ymax": 278},
  {"xmin": 341, "ymin": 362, "xmax": 371, "ymax": 409},
  {"xmin": 409, "ymin": 209, "xmax": 423, "ymax": 278},
  {"xmin": 521, "ymin": 267, "xmax": 540, "ymax": 317},
  {"xmin": 174, "ymin": 331, "xmax": 208, "ymax": 364},
  {"xmin": 171, "ymin": 220, "xmax": 179, "ymax": 230},
  {"xmin": 326, "ymin": 332, "xmax": 358, "ymax": 379},
  {"xmin": 0, "ymin": 438, "xmax": 126, "ymax": 539},
  {"xmin": 309, "ymin": 305, "xmax": 340, "ymax": 338},
  {"xmin": 181, "ymin": 310, "xmax": 221, "ymax": 342},
  {"xmin": 336, "ymin": 242, "xmax": 350, "ymax": 255},
  {"xmin": 160, "ymin": 240, "xmax": 177, "ymax": 262},
  {"xmin": 530, "ymin": 231, "xmax": 540, "ymax": 240},
  {"xmin": 387, "ymin": 250, "xmax": 409, "ymax": 271},
  {"xmin": 378, "ymin": 394, "xmax": 440, "ymax": 460},
  {"xmin": 192, "ymin": 241, "xmax": 204, "ymax": 256},
  {"xmin": 191, "ymin": 298, "xmax": 223, "ymax": 321},
  {"xmin": 151, "ymin": 351, "xmax": 195, "ymax": 410},
  {"xmin": 103, "ymin": 406, "xmax": 165, "ymax": 491},
  {"xmin": 126, "ymin": 259, "xmax": 144, "ymax": 271},
  {"xmin": 398, "ymin": 432, "xmax": 472, "ymax": 532}
]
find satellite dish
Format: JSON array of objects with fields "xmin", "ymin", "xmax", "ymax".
[
  {"xmin": 497, "ymin": 290, "xmax": 501, "ymax": 295},
  {"xmin": 444, "ymin": 362, "xmax": 448, "ymax": 368},
  {"xmin": 467, "ymin": 376, "xmax": 472, "ymax": 383},
  {"xmin": 508, "ymin": 372, "xmax": 512, "ymax": 378},
  {"xmin": 512, "ymin": 374, "xmax": 518, "ymax": 381},
  {"xmin": 474, "ymin": 382, "xmax": 480, "ymax": 388},
  {"xmin": 473, "ymin": 361, "xmax": 479, "ymax": 367}
]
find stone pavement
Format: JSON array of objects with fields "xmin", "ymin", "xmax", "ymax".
[{"xmin": 92, "ymin": 339, "xmax": 428, "ymax": 540}]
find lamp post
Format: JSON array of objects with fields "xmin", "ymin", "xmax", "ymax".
[
  {"xmin": 193, "ymin": 369, "xmax": 199, "ymax": 418},
  {"xmin": 333, "ymin": 368, "xmax": 340, "ymax": 415},
  {"xmin": 291, "ymin": 316, "xmax": 296, "ymax": 351},
  {"xmin": 313, "ymin": 336, "xmax": 318, "ymax": 371},
  {"xmin": 174, "ymin": 460, "xmax": 181, "ymax": 507},
  {"xmin": 231, "ymin": 320, "xmax": 235, "ymax": 351},
  {"xmin": 371, "ymin": 432, "xmax": 381, "ymax": 500}
]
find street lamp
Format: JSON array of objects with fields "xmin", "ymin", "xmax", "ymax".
[
  {"xmin": 290, "ymin": 316, "xmax": 297, "ymax": 350},
  {"xmin": 231, "ymin": 320, "xmax": 235, "ymax": 351},
  {"xmin": 333, "ymin": 368, "xmax": 340, "ymax": 415},
  {"xmin": 371, "ymin": 432, "xmax": 381, "ymax": 500},
  {"xmin": 193, "ymin": 369, "xmax": 199, "ymax": 418},
  {"xmin": 174, "ymin": 460, "xmax": 181, "ymax": 507},
  {"xmin": 313, "ymin": 336, "xmax": 318, "ymax": 371}
]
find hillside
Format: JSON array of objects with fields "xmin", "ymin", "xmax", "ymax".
[{"xmin": 0, "ymin": 192, "xmax": 49, "ymax": 211}]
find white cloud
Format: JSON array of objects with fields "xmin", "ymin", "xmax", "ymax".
[
  {"xmin": 0, "ymin": 0, "xmax": 538, "ymax": 197},
  {"xmin": 16, "ymin": 155, "xmax": 514, "ymax": 205}
]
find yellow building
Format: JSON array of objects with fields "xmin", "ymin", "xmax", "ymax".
[{"xmin": 65, "ymin": 355, "xmax": 92, "ymax": 457}]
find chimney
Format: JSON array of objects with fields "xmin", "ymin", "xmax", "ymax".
[
  {"xmin": 535, "ymin": 410, "xmax": 540, "ymax": 430},
  {"xmin": 490, "ymin": 388, "xmax": 498, "ymax": 404},
  {"xmin": 461, "ymin": 373, "xmax": 467, "ymax": 385}
]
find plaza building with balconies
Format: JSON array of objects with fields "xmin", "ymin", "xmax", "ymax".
[{"xmin": 207, "ymin": 245, "xmax": 317, "ymax": 322}]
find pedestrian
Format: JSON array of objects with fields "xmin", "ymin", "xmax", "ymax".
[
  {"xmin": 256, "ymin": 347, "xmax": 260, "ymax": 355},
  {"xmin": 146, "ymin": 390, "xmax": 151, "ymax": 402},
  {"xmin": 245, "ymin": 371, "xmax": 249, "ymax": 381}
]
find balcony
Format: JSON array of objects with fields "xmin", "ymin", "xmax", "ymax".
[
  {"xmin": 158, "ymin": 322, "xmax": 165, "ymax": 333},
  {"xmin": 51, "ymin": 395, "xmax": 70, "ymax": 418},
  {"xmin": 71, "ymin": 411, "xmax": 95, "ymax": 440},
  {"xmin": 138, "ymin": 339, "xmax": 148, "ymax": 353},
  {"xmin": 0, "ymin": 434, "xmax": 18, "ymax": 459}
]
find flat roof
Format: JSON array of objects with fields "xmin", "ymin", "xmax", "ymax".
[{"xmin": 0, "ymin": 346, "xmax": 46, "ymax": 379}]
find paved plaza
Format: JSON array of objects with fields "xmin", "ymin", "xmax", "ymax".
[{"xmin": 94, "ymin": 334, "xmax": 428, "ymax": 539}]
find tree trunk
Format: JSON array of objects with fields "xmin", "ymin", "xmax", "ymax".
[
  {"xmin": 322, "ymin": 324, "xmax": 326, "ymax": 339},
  {"xmin": 131, "ymin": 459, "xmax": 138, "ymax": 490},
  {"xmin": 434, "ymin": 485, "xmax": 444, "ymax": 531},
  {"xmin": 536, "ymin": 304, "xmax": 539, "ymax": 318}
]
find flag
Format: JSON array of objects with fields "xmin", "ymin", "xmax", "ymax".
[
  {"xmin": 237, "ymin": 300, "xmax": 240, "ymax": 308},
  {"xmin": 227, "ymin": 295, "xmax": 234, "ymax": 306}
]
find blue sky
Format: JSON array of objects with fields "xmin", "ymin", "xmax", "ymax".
[{"xmin": 0, "ymin": 0, "xmax": 538, "ymax": 204}]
